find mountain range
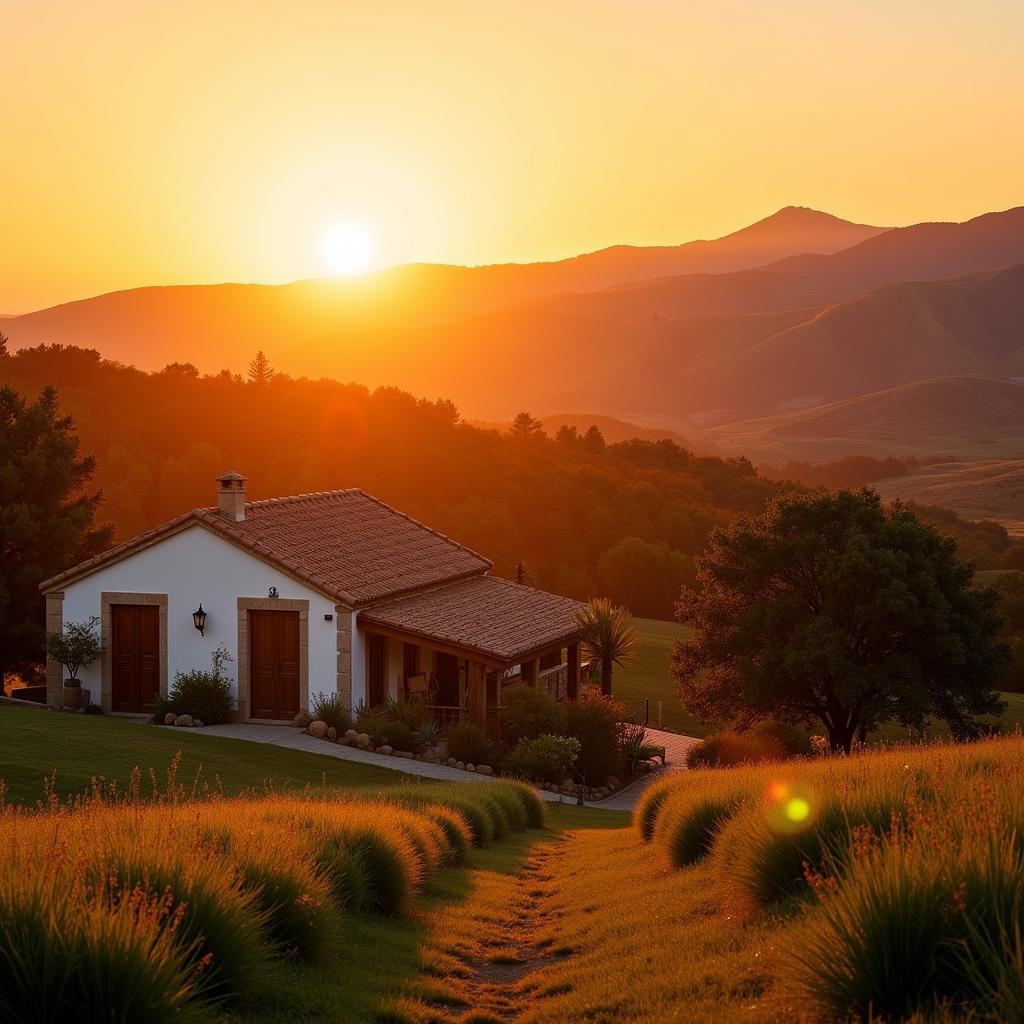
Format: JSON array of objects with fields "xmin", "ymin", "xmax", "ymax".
[{"xmin": 6, "ymin": 203, "xmax": 1024, "ymax": 521}]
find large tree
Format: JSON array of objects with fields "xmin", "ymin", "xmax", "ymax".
[
  {"xmin": 0, "ymin": 387, "xmax": 113, "ymax": 686},
  {"xmin": 672, "ymin": 489, "xmax": 1007, "ymax": 752}
]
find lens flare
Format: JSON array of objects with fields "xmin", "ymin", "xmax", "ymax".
[{"xmin": 784, "ymin": 797, "xmax": 811, "ymax": 823}]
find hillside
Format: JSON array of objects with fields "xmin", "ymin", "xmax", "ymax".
[
  {"xmin": 704, "ymin": 377, "xmax": 1024, "ymax": 461},
  {"xmin": 6, "ymin": 206, "xmax": 1024, "ymax": 438},
  {"xmin": 3, "ymin": 344, "xmax": 779, "ymax": 618},
  {"xmin": 3, "ymin": 206, "xmax": 881, "ymax": 366},
  {"xmin": 874, "ymin": 459, "xmax": 1024, "ymax": 534}
]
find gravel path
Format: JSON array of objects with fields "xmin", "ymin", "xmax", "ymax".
[{"xmin": 199, "ymin": 722, "xmax": 698, "ymax": 811}]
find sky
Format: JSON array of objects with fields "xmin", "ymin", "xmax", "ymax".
[{"xmin": 3, "ymin": 0, "xmax": 1024, "ymax": 313}]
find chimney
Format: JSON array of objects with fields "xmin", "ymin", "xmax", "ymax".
[{"xmin": 216, "ymin": 471, "xmax": 247, "ymax": 522}]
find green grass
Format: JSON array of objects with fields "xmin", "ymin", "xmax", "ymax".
[
  {"xmin": 0, "ymin": 706, "xmax": 401, "ymax": 807},
  {"xmin": 611, "ymin": 617, "xmax": 710, "ymax": 735}
]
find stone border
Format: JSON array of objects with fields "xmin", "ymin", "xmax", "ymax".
[
  {"xmin": 99, "ymin": 592, "xmax": 169, "ymax": 713},
  {"xmin": 236, "ymin": 597, "xmax": 309, "ymax": 722}
]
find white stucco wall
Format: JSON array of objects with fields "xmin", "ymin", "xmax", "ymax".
[{"xmin": 59, "ymin": 524, "xmax": 341, "ymax": 708}]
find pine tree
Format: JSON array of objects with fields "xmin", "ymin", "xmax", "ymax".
[
  {"xmin": 510, "ymin": 411, "xmax": 543, "ymax": 437},
  {"xmin": 247, "ymin": 350, "xmax": 275, "ymax": 385}
]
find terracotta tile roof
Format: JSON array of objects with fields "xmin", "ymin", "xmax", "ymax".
[
  {"xmin": 359, "ymin": 575, "xmax": 586, "ymax": 664},
  {"xmin": 41, "ymin": 489, "xmax": 491, "ymax": 605}
]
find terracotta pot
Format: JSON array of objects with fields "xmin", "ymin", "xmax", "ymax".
[{"xmin": 63, "ymin": 681, "xmax": 82, "ymax": 710}]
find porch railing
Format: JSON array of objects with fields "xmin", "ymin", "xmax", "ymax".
[{"xmin": 427, "ymin": 704, "xmax": 465, "ymax": 729}]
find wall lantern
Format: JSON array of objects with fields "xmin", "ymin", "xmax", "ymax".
[
  {"xmin": 268, "ymin": 586, "xmax": 279, "ymax": 599},
  {"xmin": 192, "ymin": 604, "xmax": 207, "ymax": 636}
]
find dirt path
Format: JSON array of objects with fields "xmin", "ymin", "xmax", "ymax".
[{"xmin": 389, "ymin": 833, "xmax": 576, "ymax": 1023}]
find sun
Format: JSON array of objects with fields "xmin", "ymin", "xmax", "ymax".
[{"xmin": 322, "ymin": 221, "xmax": 374, "ymax": 276}]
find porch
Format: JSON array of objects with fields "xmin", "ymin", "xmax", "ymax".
[{"xmin": 356, "ymin": 575, "xmax": 588, "ymax": 737}]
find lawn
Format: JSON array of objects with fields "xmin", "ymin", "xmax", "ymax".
[
  {"xmin": 0, "ymin": 705, "xmax": 401, "ymax": 807},
  {"xmin": 610, "ymin": 616, "xmax": 708, "ymax": 735}
]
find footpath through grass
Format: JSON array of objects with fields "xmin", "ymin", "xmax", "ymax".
[{"xmin": 0, "ymin": 705, "xmax": 400, "ymax": 806}]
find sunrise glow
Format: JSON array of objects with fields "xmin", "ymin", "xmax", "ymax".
[{"xmin": 322, "ymin": 222, "xmax": 374, "ymax": 276}]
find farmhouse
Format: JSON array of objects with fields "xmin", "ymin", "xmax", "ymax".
[{"xmin": 40, "ymin": 473, "xmax": 586, "ymax": 732}]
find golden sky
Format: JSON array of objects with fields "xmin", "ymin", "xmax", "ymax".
[{"xmin": 3, "ymin": 0, "xmax": 1024, "ymax": 313}]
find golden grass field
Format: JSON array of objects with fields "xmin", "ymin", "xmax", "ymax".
[{"xmin": 4, "ymin": 732, "xmax": 1023, "ymax": 1022}]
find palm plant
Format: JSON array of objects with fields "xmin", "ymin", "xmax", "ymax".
[{"xmin": 575, "ymin": 598, "xmax": 638, "ymax": 696}]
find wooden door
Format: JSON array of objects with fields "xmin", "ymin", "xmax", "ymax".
[
  {"xmin": 367, "ymin": 634, "xmax": 388, "ymax": 708},
  {"xmin": 249, "ymin": 610, "xmax": 300, "ymax": 720},
  {"xmin": 111, "ymin": 604, "xmax": 161, "ymax": 713},
  {"xmin": 435, "ymin": 652, "xmax": 460, "ymax": 707}
]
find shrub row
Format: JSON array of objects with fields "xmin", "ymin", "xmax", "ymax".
[
  {"xmin": 635, "ymin": 734, "xmax": 1024, "ymax": 1021},
  {"xmin": 0, "ymin": 780, "xmax": 541, "ymax": 1020}
]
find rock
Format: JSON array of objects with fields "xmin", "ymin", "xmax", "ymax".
[
  {"xmin": 163, "ymin": 712, "xmax": 177, "ymax": 725},
  {"xmin": 606, "ymin": 777, "xmax": 620, "ymax": 790},
  {"xmin": 327, "ymin": 726, "xmax": 337, "ymax": 741},
  {"xmin": 376, "ymin": 744, "xmax": 394, "ymax": 756},
  {"xmin": 455, "ymin": 760, "xmax": 465, "ymax": 770},
  {"xmin": 356, "ymin": 732, "xmax": 372, "ymax": 749},
  {"xmin": 447, "ymin": 757, "xmax": 457, "ymax": 767},
  {"xmin": 174, "ymin": 715, "xmax": 193, "ymax": 728},
  {"xmin": 343, "ymin": 729, "xmax": 359, "ymax": 744},
  {"xmin": 294, "ymin": 712, "xmax": 311, "ymax": 728},
  {"xmin": 308, "ymin": 720, "xmax": 329, "ymax": 739},
  {"xmin": 465, "ymin": 763, "xmax": 475, "ymax": 772},
  {"xmin": 562, "ymin": 778, "xmax": 575, "ymax": 790},
  {"xmin": 561, "ymin": 783, "xmax": 575, "ymax": 796},
  {"xmin": 476, "ymin": 765, "xmax": 493, "ymax": 776},
  {"xmin": 193, "ymin": 719, "xmax": 203, "ymax": 728}
]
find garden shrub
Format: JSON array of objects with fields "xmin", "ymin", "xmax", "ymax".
[
  {"xmin": 310, "ymin": 692, "xmax": 350, "ymax": 733},
  {"xmin": 503, "ymin": 685, "xmax": 566, "ymax": 742},
  {"xmin": 505, "ymin": 734, "xmax": 580, "ymax": 784},
  {"xmin": 564, "ymin": 692, "xmax": 625, "ymax": 785},
  {"xmin": 383, "ymin": 698, "xmax": 430, "ymax": 729},
  {"xmin": 356, "ymin": 711, "xmax": 417, "ymax": 752},
  {"xmin": 446, "ymin": 721, "xmax": 491, "ymax": 765},
  {"xmin": 160, "ymin": 646, "xmax": 234, "ymax": 725},
  {"xmin": 685, "ymin": 720, "xmax": 810, "ymax": 769}
]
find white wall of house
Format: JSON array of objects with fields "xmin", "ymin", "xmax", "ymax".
[{"xmin": 59, "ymin": 524, "xmax": 339, "ymax": 707}]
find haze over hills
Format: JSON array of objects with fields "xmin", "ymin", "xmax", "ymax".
[
  {"xmin": 6, "ymin": 203, "xmax": 1024, "ymax": 494},
  {"xmin": 704, "ymin": 377, "xmax": 1024, "ymax": 461}
]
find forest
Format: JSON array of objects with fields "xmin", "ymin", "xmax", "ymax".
[{"xmin": 3, "ymin": 343, "xmax": 1020, "ymax": 619}]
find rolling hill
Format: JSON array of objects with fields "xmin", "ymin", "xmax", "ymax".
[
  {"xmin": 873, "ymin": 459, "xmax": 1024, "ymax": 535},
  {"xmin": 703, "ymin": 377, "xmax": 1024, "ymax": 461},
  {"xmin": 3, "ymin": 206, "xmax": 882, "ymax": 370}
]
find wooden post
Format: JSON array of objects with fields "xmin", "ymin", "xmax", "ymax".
[
  {"xmin": 466, "ymin": 661, "xmax": 487, "ymax": 729},
  {"xmin": 522, "ymin": 658, "xmax": 539, "ymax": 687},
  {"xmin": 567, "ymin": 642, "xmax": 580, "ymax": 700}
]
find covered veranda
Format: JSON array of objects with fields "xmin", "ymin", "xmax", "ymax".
[{"xmin": 357, "ymin": 576, "xmax": 587, "ymax": 737}]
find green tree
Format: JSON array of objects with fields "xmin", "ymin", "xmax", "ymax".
[
  {"xmin": 0, "ymin": 387, "xmax": 113, "ymax": 686},
  {"xmin": 247, "ymin": 350, "xmax": 275, "ymax": 385},
  {"xmin": 672, "ymin": 489, "xmax": 1008, "ymax": 753},
  {"xmin": 598, "ymin": 536, "xmax": 693, "ymax": 617},
  {"xmin": 576, "ymin": 597, "xmax": 639, "ymax": 696}
]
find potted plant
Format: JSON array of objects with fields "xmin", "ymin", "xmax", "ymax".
[{"xmin": 45, "ymin": 617, "xmax": 104, "ymax": 710}]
